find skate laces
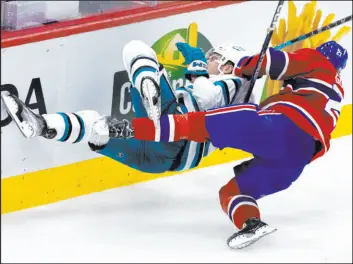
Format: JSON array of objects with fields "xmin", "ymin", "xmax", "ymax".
[{"xmin": 108, "ymin": 118, "xmax": 134, "ymax": 139}]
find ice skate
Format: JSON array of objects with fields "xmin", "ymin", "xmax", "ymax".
[
  {"xmin": 1, "ymin": 91, "xmax": 56, "ymax": 139},
  {"xmin": 227, "ymin": 217, "xmax": 277, "ymax": 249},
  {"xmin": 140, "ymin": 76, "xmax": 161, "ymax": 128},
  {"xmin": 107, "ymin": 117, "xmax": 134, "ymax": 139}
]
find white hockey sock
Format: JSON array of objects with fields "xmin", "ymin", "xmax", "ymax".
[
  {"xmin": 42, "ymin": 110, "xmax": 108, "ymax": 145},
  {"xmin": 42, "ymin": 112, "xmax": 86, "ymax": 143}
]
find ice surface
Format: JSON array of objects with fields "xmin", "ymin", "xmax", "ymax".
[{"xmin": 2, "ymin": 136, "xmax": 352, "ymax": 263}]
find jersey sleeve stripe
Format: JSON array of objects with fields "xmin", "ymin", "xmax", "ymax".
[
  {"xmin": 268, "ymin": 48, "xmax": 287, "ymax": 80},
  {"xmin": 230, "ymin": 78, "xmax": 242, "ymax": 103},
  {"xmin": 224, "ymin": 79, "xmax": 236, "ymax": 102},
  {"xmin": 291, "ymin": 78, "xmax": 342, "ymax": 102},
  {"xmin": 277, "ymin": 51, "xmax": 289, "ymax": 80},
  {"xmin": 214, "ymin": 80, "xmax": 230, "ymax": 105}
]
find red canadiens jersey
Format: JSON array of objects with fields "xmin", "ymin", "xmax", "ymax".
[{"xmin": 238, "ymin": 48, "xmax": 344, "ymax": 161}]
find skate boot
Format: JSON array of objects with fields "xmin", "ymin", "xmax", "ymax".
[
  {"xmin": 107, "ymin": 117, "xmax": 134, "ymax": 139},
  {"xmin": 140, "ymin": 76, "xmax": 161, "ymax": 128},
  {"xmin": 1, "ymin": 92, "xmax": 56, "ymax": 139},
  {"xmin": 88, "ymin": 117, "xmax": 134, "ymax": 151},
  {"xmin": 227, "ymin": 217, "xmax": 277, "ymax": 249}
]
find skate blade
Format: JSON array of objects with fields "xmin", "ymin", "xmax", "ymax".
[
  {"xmin": 1, "ymin": 92, "xmax": 33, "ymax": 138},
  {"xmin": 228, "ymin": 226, "xmax": 277, "ymax": 249},
  {"xmin": 141, "ymin": 78, "xmax": 161, "ymax": 128}
]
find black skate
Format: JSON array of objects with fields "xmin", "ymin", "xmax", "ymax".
[
  {"xmin": 1, "ymin": 92, "xmax": 56, "ymax": 139},
  {"xmin": 227, "ymin": 218, "xmax": 277, "ymax": 249},
  {"xmin": 140, "ymin": 76, "xmax": 161, "ymax": 128}
]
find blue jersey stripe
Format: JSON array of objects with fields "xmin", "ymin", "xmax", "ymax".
[{"xmin": 214, "ymin": 81, "xmax": 230, "ymax": 105}]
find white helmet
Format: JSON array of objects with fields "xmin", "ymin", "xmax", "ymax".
[{"xmin": 206, "ymin": 43, "xmax": 249, "ymax": 74}]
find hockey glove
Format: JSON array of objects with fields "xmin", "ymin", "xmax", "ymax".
[
  {"xmin": 233, "ymin": 56, "xmax": 263, "ymax": 81},
  {"xmin": 176, "ymin": 42, "xmax": 209, "ymax": 81}
]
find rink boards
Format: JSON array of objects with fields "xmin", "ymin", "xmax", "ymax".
[{"xmin": 1, "ymin": 1, "xmax": 352, "ymax": 213}]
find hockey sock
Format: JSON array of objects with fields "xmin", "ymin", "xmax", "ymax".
[
  {"xmin": 219, "ymin": 178, "xmax": 261, "ymax": 230},
  {"xmin": 42, "ymin": 113, "xmax": 85, "ymax": 143},
  {"xmin": 132, "ymin": 112, "xmax": 209, "ymax": 143},
  {"xmin": 42, "ymin": 110, "xmax": 102, "ymax": 144}
]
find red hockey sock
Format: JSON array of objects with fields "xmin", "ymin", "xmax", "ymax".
[
  {"xmin": 132, "ymin": 112, "xmax": 209, "ymax": 143},
  {"xmin": 219, "ymin": 178, "xmax": 261, "ymax": 230}
]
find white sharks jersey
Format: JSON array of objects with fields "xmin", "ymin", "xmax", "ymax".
[{"xmin": 172, "ymin": 75, "xmax": 251, "ymax": 171}]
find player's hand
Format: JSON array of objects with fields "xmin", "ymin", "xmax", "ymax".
[
  {"xmin": 233, "ymin": 66, "xmax": 242, "ymax": 77},
  {"xmin": 232, "ymin": 59, "xmax": 248, "ymax": 78},
  {"xmin": 176, "ymin": 42, "xmax": 207, "ymax": 64},
  {"xmin": 232, "ymin": 57, "xmax": 262, "ymax": 80},
  {"xmin": 176, "ymin": 42, "xmax": 208, "ymax": 81}
]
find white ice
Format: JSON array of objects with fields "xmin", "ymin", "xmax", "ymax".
[{"xmin": 2, "ymin": 136, "xmax": 352, "ymax": 263}]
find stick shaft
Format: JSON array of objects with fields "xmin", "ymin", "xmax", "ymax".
[
  {"xmin": 244, "ymin": 0, "xmax": 285, "ymax": 103},
  {"xmin": 274, "ymin": 15, "xmax": 352, "ymax": 50}
]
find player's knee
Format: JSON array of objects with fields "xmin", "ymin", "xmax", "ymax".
[
  {"xmin": 259, "ymin": 167, "xmax": 304, "ymax": 198},
  {"xmin": 272, "ymin": 169, "xmax": 303, "ymax": 192}
]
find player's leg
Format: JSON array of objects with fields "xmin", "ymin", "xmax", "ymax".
[
  {"xmin": 205, "ymin": 105, "xmax": 314, "ymax": 160},
  {"xmin": 129, "ymin": 64, "xmax": 178, "ymax": 118},
  {"xmin": 218, "ymin": 120, "xmax": 315, "ymax": 249},
  {"xmin": 1, "ymin": 91, "xmax": 111, "ymax": 147},
  {"xmin": 133, "ymin": 104, "xmax": 316, "ymax": 162},
  {"xmin": 219, "ymin": 157, "xmax": 311, "ymax": 249},
  {"xmin": 96, "ymin": 54, "xmax": 182, "ymax": 173},
  {"xmin": 219, "ymin": 158, "xmax": 311, "ymax": 228},
  {"xmin": 122, "ymin": 40, "xmax": 163, "ymax": 125},
  {"xmin": 98, "ymin": 137, "xmax": 185, "ymax": 173},
  {"xmin": 218, "ymin": 171, "xmax": 276, "ymax": 249}
]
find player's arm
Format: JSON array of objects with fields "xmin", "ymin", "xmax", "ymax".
[{"xmin": 234, "ymin": 47, "xmax": 316, "ymax": 81}]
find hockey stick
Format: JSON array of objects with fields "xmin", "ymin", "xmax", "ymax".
[
  {"xmin": 243, "ymin": 0, "xmax": 285, "ymax": 103},
  {"xmin": 274, "ymin": 15, "xmax": 352, "ymax": 50}
]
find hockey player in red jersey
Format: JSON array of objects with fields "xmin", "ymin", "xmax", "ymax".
[{"xmin": 127, "ymin": 40, "xmax": 349, "ymax": 248}]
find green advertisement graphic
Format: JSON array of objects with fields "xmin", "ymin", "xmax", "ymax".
[{"xmin": 151, "ymin": 22, "xmax": 213, "ymax": 83}]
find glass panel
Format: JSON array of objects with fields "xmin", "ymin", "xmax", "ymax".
[{"xmin": 1, "ymin": 1, "xmax": 177, "ymax": 31}]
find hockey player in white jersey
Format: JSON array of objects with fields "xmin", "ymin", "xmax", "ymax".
[{"xmin": 2, "ymin": 40, "xmax": 251, "ymax": 173}]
